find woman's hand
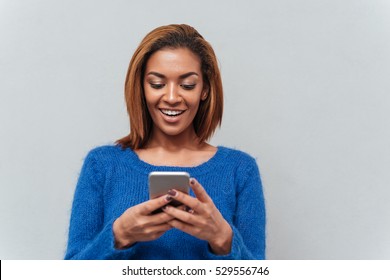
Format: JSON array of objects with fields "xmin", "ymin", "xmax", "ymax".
[
  {"xmin": 162, "ymin": 178, "xmax": 233, "ymax": 255},
  {"xmin": 113, "ymin": 194, "xmax": 175, "ymax": 249}
]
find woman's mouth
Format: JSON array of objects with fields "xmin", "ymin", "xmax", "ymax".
[
  {"xmin": 159, "ymin": 109, "xmax": 186, "ymax": 117},
  {"xmin": 159, "ymin": 109, "xmax": 187, "ymax": 123}
]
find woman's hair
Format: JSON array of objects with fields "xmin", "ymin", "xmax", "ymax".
[{"xmin": 115, "ymin": 24, "xmax": 223, "ymax": 149}]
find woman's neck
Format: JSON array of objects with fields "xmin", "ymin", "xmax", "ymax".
[
  {"xmin": 134, "ymin": 127, "xmax": 217, "ymax": 167},
  {"xmin": 145, "ymin": 127, "xmax": 203, "ymax": 151}
]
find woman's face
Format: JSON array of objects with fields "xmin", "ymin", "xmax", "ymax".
[{"xmin": 143, "ymin": 47, "xmax": 207, "ymax": 138}]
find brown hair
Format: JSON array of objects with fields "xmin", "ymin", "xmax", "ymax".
[{"xmin": 115, "ymin": 24, "xmax": 223, "ymax": 149}]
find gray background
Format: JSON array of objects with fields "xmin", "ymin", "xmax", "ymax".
[{"xmin": 1, "ymin": 0, "xmax": 389, "ymax": 259}]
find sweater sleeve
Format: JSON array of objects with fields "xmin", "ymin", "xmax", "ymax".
[
  {"xmin": 205, "ymin": 157, "xmax": 266, "ymax": 260},
  {"xmin": 64, "ymin": 149, "xmax": 137, "ymax": 259}
]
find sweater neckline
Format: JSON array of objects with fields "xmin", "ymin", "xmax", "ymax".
[{"xmin": 122, "ymin": 145, "xmax": 228, "ymax": 176}]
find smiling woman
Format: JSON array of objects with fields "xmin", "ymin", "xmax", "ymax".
[
  {"xmin": 64, "ymin": 24, "xmax": 266, "ymax": 260},
  {"xmin": 118, "ymin": 24, "xmax": 223, "ymax": 150}
]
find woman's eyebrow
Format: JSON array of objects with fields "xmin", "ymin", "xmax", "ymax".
[
  {"xmin": 146, "ymin": 71, "xmax": 199, "ymax": 79},
  {"xmin": 179, "ymin": 72, "xmax": 199, "ymax": 79},
  {"xmin": 146, "ymin": 71, "xmax": 165, "ymax": 78}
]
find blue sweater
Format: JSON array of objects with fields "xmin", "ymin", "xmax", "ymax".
[{"xmin": 65, "ymin": 145, "xmax": 266, "ymax": 260}]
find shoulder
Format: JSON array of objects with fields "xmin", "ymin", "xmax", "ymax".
[
  {"xmin": 81, "ymin": 144, "xmax": 132, "ymax": 168},
  {"xmin": 218, "ymin": 146, "xmax": 258, "ymax": 166},
  {"xmin": 85, "ymin": 143, "xmax": 128, "ymax": 158},
  {"xmin": 79, "ymin": 144, "xmax": 134, "ymax": 180},
  {"xmin": 216, "ymin": 146, "xmax": 261, "ymax": 178}
]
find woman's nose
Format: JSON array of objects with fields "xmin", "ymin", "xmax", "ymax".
[{"xmin": 164, "ymin": 83, "xmax": 181, "ymax": 104}]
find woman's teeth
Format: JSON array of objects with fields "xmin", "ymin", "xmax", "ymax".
[{"xmin": 161, "ymin": 109, "xmax": 184, "ymax": 116}]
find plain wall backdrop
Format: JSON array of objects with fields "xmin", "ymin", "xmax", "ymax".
[{"xmin": 1, "ymin": 0, "xmax": 389, "ymax": 259}]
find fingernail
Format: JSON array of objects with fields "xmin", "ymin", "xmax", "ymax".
[
  {"xmin": 165, "ymin": 195, "xmax": 173, "ymax": 202},
  {"xmin": 167, "ymin": 189, "xmax": 177, "ymax": 196},
  {"xmin": 190, "ymin": 178, "xmax": 195, "ymax": 185}
]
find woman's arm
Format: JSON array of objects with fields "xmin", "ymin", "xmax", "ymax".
[
  {"xmin": 206, "ymin": 157, "xmax": 266, "ymax": 260},
  {"xmin": 228, "ymin": 158, "xmax": 266, "ymax": 259},
  {"xmin": 64, "ymin": 151, "xmax": 135, "ymax": 259}
]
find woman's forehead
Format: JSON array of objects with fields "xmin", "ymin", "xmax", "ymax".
[{"xmin": 145, "ymin": 48, "xmax": 202, "ymax": 77}]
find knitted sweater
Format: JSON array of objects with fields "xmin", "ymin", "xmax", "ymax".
[{"xmin": 64, "ymin": 145, "xmax": 266, "ymax": 260}]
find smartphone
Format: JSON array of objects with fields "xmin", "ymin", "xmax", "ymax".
[{"xmin": 149, "ymin": 171, "xmax": 190, "ymax": 212}]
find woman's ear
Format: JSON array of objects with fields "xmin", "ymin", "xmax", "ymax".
[{"xmin": 201, "ymin": 87, "xmax": 209, "ymax": 101}]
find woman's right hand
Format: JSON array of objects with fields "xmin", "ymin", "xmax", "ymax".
[{"xmin": 113, "ymin": 194, "xmax": 175, "ymax": 249}]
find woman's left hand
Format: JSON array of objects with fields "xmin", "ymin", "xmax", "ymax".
[{"xmin": 162, "ymin": 178, "xmax": 233, "ymax": 255}]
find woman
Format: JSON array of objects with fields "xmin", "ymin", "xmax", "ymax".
[{"xmin": 65, "ymin": 24, "xmax": 266, "ymax": 260}]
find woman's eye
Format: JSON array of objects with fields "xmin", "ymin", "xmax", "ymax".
[
  {"xmin": 181, "ymin": 84, "xmax": 196, "ymax": 90},
  {"xmin": 150, "ymin": 83, "xmax": 164, "ymax": 89}
]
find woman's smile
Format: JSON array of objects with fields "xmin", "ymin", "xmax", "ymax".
[{"xmin": 159, "ymin": 108, "xmax": 187, "ymax": 123}]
